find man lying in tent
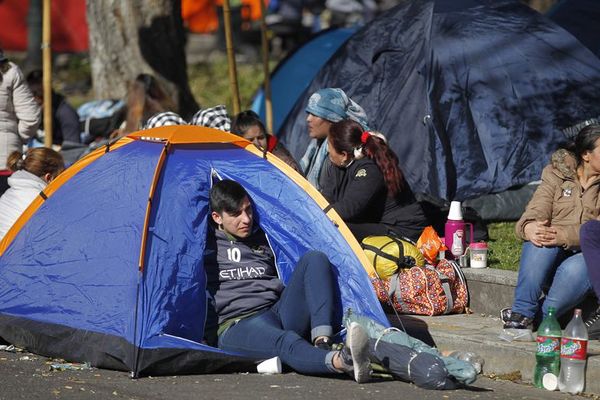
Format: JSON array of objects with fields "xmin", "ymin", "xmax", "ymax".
[{"xmin": 203, "ymin": 179, "xmax": 372, "ymax": 383}]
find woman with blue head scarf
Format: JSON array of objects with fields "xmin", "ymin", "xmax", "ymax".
[{"xmin": 300, "ymin": 88, "xmax": 369, "ymax": 190}]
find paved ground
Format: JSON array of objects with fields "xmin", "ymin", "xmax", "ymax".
[{"xmin": 0, "ymin": 348, "xmax": 584, "ymax": 400}]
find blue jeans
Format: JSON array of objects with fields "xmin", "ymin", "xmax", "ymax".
[
  {"xmin": 581, "ymin": 220, "xmax": 600, "ymax": 299},
  {"xmin": 218, "ymin": 250, "xmax": 337, "ymax": 374},
  {"xmin": 512, "ymin": 242, "xmax": 591, "ymax": 319}
]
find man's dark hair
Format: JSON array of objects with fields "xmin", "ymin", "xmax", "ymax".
[{"xmin": 210, "ymin": 179, "xmax": 249, "ymax": 214}]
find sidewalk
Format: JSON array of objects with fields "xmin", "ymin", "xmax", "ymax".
[{"xmin": 396, "ymin": 267, "xmax": 600, "ymax": 395}]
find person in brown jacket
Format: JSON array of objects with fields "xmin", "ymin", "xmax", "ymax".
[{"xmin": 502, "ymin": 124, "xmax": 600, "ymax": 337}]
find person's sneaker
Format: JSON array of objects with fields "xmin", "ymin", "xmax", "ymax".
[
  {"xmin": 503, "ymin": 311, "xmax": 533, "ymax": 330},
  {"xmin": 338, "ymin": 322, "xmax": 371, "ymax": 383},
  {"xmin": 585, "ymin": 306, "xmax": 600, "ymax": 340},
  {"xmin": 500, "ymin": 310, "xmax": 535, "ymax": 341},
  {"xmin": 500, "ymin": 307, "xmax": 512, "ymax": 323}
]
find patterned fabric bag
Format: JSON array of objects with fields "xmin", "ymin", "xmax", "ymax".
[{"xmin": 371, "ymin": 259, "xmax": 469, "ymax": 316}]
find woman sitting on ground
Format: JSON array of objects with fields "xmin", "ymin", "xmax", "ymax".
[
  {"xmin": 231, "ymin": 110, "xmax": 302, "ymax": 174},
  {"xmin": 320, "ymin": 119, "xmax": 429, "ymax": 242},
  {"xmin": 502, "ymin": 124, "xmax": 600, "ymax": 335},
  {"xmin": 0, "ymin": 148, "xmax": 64, "ymax": 240}
]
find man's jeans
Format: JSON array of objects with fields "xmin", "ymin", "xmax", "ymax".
[
  {"xmin": 512, "ymin": 241, "xmax": 591, "ymax": 320},
  {"xmin": 218, "ymin": 250, "xmax": 338, "ymax": 374}
]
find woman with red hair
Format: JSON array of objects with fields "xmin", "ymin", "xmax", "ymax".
[{"xmin": 321, "ymin": 119, "xmax": 428, "ymax": 242}]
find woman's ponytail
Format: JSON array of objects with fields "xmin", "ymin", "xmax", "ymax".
[
  {"xmin": 6, "ymin": 151, "xmax": 25, "ymax": 172},
  {"xmin": 362, "ymin": 133, "xmax": 405, "ymax": 197},
  {"xmin": 329, "ymin": 119, "xmax": 407, "ymax": 198}
]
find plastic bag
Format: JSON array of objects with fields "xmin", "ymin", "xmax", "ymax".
[
  {"xmin": 343, "ymin": 310, "xmax": 477, "ymax": 388},
  {"xmin": 416, "ymin": 226, "xmax": 447, "ymax": 265}
]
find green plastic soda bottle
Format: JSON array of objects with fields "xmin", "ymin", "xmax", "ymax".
[{"xmin": 533, "ymin": 307, "xmax": 561, "ymax": 388}]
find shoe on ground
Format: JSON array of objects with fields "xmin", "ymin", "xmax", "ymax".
[
  {"xmin": 499, "ymin": 310, "xmax": 535, "ymax": 342},
  {"xmin": 500, "ymin": 307, "xmax": 511, "ymax": 323},
  {"xmin": 585, "ymin": 306, "xmax": 600, "ymax": 340},
  {"xmin": 503, "ymin": 311, "xmax": 533, "ymax": 330},
  {"xmin": 339, "ymin": 322, "xmax": 371, "ymax": 383}
]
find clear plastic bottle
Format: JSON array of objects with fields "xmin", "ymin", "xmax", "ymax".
[
  {"xmin": 558, "ymin": 309, "xmax": 588, "ymax": 394},
  {"xmin": 533, "ymin": 306, "xmax": 561, "ymax": 388},
  {"xmin": 447, "ymin": 351, "xmax": 485, "ymax": 374}
]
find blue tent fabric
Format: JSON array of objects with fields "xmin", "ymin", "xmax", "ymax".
[
  {"xmin": 278, "ymin": 0, "xmax": 600, "ymax": 201},
  {"xmin": 251, "ymin": 28, "xmax": 357, "ymax": 134},
  {"xmin": 0, "ymin": 142, "xmax": 160, "ymax": 339},
  {"xmin": 0, "ymin": 130, "xmax": 387, "ymax": 376},
  {"xmin": 547, "ymin": 0, "xmax": 600, "ymax": 58}
]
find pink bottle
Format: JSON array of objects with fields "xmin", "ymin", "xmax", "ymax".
[{"xmin": 444, "ymin": 201, "xmax": 473, "ymax": 259}]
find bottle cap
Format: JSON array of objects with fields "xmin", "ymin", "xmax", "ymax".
[
  {"xmin": 448, "ymin": 201, "xmax": 463, "ymax": 220},
  {"xmin": 542, "ymin": 373, "xmax": 558, "ymax": 391},
  {"xmin": 469, "ymin": 241, "xmax": 488, "ymax": 250}
]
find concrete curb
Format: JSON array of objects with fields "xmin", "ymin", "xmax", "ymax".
[{"xmin": 462, "ymin": 268, "xmax": 517, "ymax": 316}]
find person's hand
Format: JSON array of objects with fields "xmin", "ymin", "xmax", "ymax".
[
  {"xmin": 109, "ymin": 128, "xmax": 124, "ymax": 140},
  {"xmin": 538, "ymin": 225, "xmax": 562, "ymax": 247},
  {"xmin": 523, "ymin": 220, "xmax": 557, "ymax": 247}
]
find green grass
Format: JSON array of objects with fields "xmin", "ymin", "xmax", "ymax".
[
  {"xmin": 487, "ymin": 222, "xmax": 521, "ymax": 271},
  {"xmin": 188, "ymin": 58, "xmax": 269, "ymax": 112}
]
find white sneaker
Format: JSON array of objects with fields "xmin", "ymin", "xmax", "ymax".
[
  {"xmin": 344, "ymin": 322, "xmax": 371, "ymax": 383},
  {"xmin": 500, "ymin": 307, "xmax": 512, "ymax": 323}
]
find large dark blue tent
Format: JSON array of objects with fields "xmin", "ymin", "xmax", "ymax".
[
  {"xmin": 547, "ymin": 0, "xmax": 600, "ymax": 58},
  {"xmin": 278, "ymin": 0, "xmax": 600, "ymax": 201}
]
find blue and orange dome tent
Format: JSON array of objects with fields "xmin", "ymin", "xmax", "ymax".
[{"xmin": 0, "ymin": 126, "xmax": 386, "ymax": 377}]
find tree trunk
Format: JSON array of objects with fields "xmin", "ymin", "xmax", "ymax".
[{"xmin": 86, "ymin": 0, "xmax": 198, "ymax": 118}]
